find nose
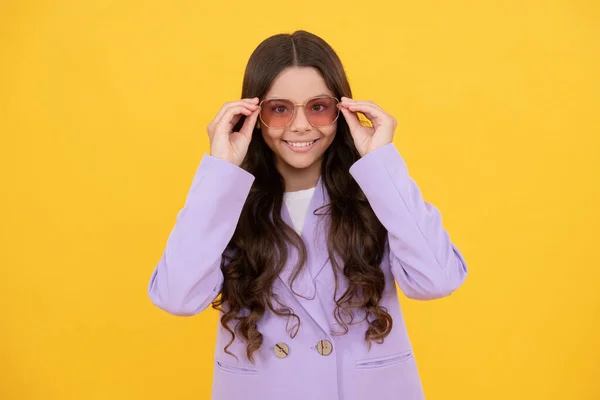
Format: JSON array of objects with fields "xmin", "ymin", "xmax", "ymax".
[{"xmin": 289, "ymin": 106, "xmax": 311, "ymax": 133}]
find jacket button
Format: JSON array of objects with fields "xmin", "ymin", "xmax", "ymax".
[
  {"xmin": 274, "ymin": 342, "xmax": 289, "ymax": 359},
  {"xmin": 317, "ymin": 340, "xmax": 333, "ymax": 356}
]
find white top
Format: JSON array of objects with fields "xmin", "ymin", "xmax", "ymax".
[{"xmin": 283, "ymin": 187, "xmax": 316, "ymax": 235}]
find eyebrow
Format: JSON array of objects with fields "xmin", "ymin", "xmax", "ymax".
[{"xmin": 264, "ymin": 93, "xmax": 333, "ymax": 101}]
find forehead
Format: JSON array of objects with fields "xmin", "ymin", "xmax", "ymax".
[{"xmin": 265, "ymin": 67, "xmax": 333, "ymax": 101}]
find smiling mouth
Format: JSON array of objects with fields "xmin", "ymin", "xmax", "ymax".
[{"xmin": 283, "ymin": 139, "xmax": 319, "ymax": 148}]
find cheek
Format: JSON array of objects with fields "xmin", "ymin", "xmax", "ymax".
[
  {"xmin": 321, "ymin": 124, "xmax": 338, "ymax": 140},
  {"xmin": 325, "ymin": 122, "xmax": 337, "ymax": 135},
  {"xmin": 261, "ymin": 128, "xmax": 283, "ymax": 143},
  {"xmin": 261, "ymin": 128, "xmax": 286, "ymax": 153},
  {"xmin": 260, "ymin": 129, "xmax": 276, "ymax": 148}
]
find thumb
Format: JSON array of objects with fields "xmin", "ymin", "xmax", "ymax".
[
  {"xmin": 239, "ymin": 109, "xmax": 260, "ymax": 139},
  {"xmin": 340, "ymin": 106, "xmax": 361, "ymax": 134}
]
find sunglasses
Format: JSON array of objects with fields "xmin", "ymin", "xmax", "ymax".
[{"xmin": 258, "ymin": 95, "xmax": 340, "ymax": 128}]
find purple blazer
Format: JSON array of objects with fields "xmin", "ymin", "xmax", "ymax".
[{"xmin": 148, "ymin": 143, "xmax": 468, "ymax": 400}]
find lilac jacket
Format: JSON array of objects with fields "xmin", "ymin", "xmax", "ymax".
[{"xmin": 148, "ymin": 143, "xmax": 468, "ymax": 400}]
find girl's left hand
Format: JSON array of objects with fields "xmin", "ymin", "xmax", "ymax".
[{"xmin": 338, "ymin": 97, "xmax": 397, "ymax": 157}]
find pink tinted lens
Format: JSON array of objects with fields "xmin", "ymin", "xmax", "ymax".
[
  {"xmin": 305, "ymin": 97, "xmax": 339, "ymax": 127},
  {"xmin": 260, "ymin": 99, "xmax": 295, "ymax": 127}
]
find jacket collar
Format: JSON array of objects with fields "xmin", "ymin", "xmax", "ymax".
[{"xmin": 278, "ymin": 175, "xmax": 331, "ymax": 335}]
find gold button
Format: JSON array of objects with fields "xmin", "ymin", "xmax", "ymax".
[
  {"xmin": 317, "ymin": 340, "xmax": 333, "ymax": 356},
  {"xmin": 274, "ymin": 342, "xmax": 289, "ymax": 359}
]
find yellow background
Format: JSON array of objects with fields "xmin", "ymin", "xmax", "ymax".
[{"xmin": 1, "ymin": 0, "xmax": 599, "ymax": 399}]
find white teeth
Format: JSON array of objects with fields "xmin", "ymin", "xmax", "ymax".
[{"xmin": 287, "ymin": 140, "xmax": 316, "ymax": 147}]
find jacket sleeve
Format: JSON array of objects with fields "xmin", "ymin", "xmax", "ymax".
[
  {"xmin": 148, "ymin": 154, "xmax": 255, "ymax": 316},
  {"xmin": 349, "ymin": 143, "xmax": 468, "ymax": 300}
]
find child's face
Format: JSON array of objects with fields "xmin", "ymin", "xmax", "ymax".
[{"xmin": 259, "ymin": 67, "xmax": 338, "ymax": 176}]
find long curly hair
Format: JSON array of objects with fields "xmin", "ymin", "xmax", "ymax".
[{"xmin": 211, "ymin": 30, "xmax": 392, "ymax": 363}]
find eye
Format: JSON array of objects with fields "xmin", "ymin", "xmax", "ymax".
[
  {"xmin": 273, "ymin": 105, "xmax": 288, "ymax": 113},
  {"xmin": 268, "ymin": 101, "xmax": 291, "ymax": 114},
  {"xmin": 311, "ymin": 102, "xmax": 328, "ymax": 112}
]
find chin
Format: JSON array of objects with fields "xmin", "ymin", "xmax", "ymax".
[{"xmin": 281, "ymin": 155, "xmax": 318, "ymax": 170}]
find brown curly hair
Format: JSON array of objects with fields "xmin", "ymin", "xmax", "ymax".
[{"xmin": 211, "ymin": 30, "xmax": 392, "ymax": 363}]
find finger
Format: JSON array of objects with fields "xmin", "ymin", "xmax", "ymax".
[
  {"xmin": 340, "ymin": 97, "xmax": 384, "ymax": 112},
  {"xmin": 340, "ymin": 102, "xmax": 378, "ymax": 122},
  {"xmin": 211, "ymin": 103, "xmax": 257, "ymax": 133},
  {"xmin": 210, "ymin": 100, "xmax": 259, "ymax": 128},
  {"xmin": 216, "ymin": 100, "xmax": 258, "ymax": 122},
  {"xmin": 339, "ymin": 105, "xmax": 362, "ymax": 133},
  {"xmin": 237, "ymin": 98, "xmax": 260, "ymax": 110},
  {"xmin": 215, "ymin": 105, "xmax": 255, "ymax": 134},
  {"xmin": 238, "ymin": 108, "xmax": 260, "ymax": 138},
  {"xmin": 341, "ymin": 102, "xmax": 389, "ymax": 127},
  {"xmin": 340, "ymin": 102, "xmax": 382, "ymax": 114}
]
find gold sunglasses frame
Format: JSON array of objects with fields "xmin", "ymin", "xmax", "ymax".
[{"xmin": 258, "ymin": 95, "xmax": 340, "ymax": 128}]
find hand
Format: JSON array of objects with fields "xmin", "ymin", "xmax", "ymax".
[
  {"xmin": 207, "ymin": 98, "xmax": 261, "ymax": 166},
  {"xmin": 338, "ymin": 97, "xmax": 397, "ymax": 157}
]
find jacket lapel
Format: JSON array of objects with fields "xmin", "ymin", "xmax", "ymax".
[{"xmin": 278, "ymin": 176, "xmax": 331, "ymax": 335}]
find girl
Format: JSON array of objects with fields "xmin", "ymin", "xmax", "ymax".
[{"xmin": 148, "ymin": 30, "xmax": 468, "ymax": 400}]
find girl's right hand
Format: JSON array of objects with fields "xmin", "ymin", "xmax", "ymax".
[{"xmin": 207, "ymin": 98, "xmax": 260, "ymax": 167}]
